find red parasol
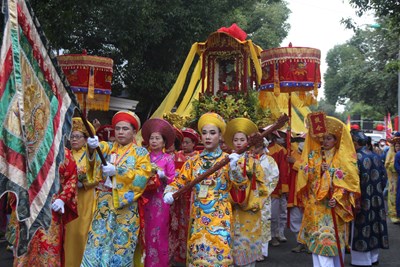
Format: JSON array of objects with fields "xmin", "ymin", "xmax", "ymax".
[
  {"xmin": 57, "ymin": 50, "xmax": 113, "ymax": 114},
  {"xmin": 260, "ymin": 43, "xmax": 321, "ymax": 164}
]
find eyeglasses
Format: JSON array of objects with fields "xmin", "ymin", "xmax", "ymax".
[{"xmin": 70, "ymin": 134, "xmax": 85, "ymax": 140}]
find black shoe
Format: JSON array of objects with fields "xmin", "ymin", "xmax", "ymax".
[
  {"xmin": 350, "ymin": 264, "xmax": 372, "ymax": 267},
  {"xmin": 372, "ymin": 261, "xmax": 379, "ymax": 265}
]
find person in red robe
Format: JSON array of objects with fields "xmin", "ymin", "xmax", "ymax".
[
  {"xmin": 169, "ymin": 127, "xmax": 200, "ymax": 265},
  {"xmin": 13, "ymin": 147, "xmax": 78, "ymax": 267}
]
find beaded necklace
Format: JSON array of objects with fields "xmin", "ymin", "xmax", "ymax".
[{"xmin": 114, "ymin": 143, "xmax": 134, "ymax": 166}]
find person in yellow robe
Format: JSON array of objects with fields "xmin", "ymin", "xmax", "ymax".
[
  {"xmin": 64, "ymin": 118, "xmax": 97, "ymax": 267},
  {"xmin": 163, "ymin": 112, "xmax": 248, "ymax": 266},
  {"xmin": 296, "ymin": 116, "xmax": 360, "ymax": 267},
  {"xmin": 384, "ymin": 136, "xmax": 400, "ymax": 224},
  {"xmin": 81, "ymin": 110, "xmax": 152, "ymax": 267},
  {"xmin": 223, "ymin": 118, "xmax": 267, "ymax": 267}
]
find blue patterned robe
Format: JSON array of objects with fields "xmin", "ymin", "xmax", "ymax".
[{"xmin": 352, "ymin": 146, "xmax": 389, "ymax": 252}]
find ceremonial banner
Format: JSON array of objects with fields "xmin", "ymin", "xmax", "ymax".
[
  {"xmin": 0, "ymin": 0, "xmax": 75, "ymax": 255},
  {"xmin": 386, "ymin": 113, "xmax": 393, "ymax": 139}
]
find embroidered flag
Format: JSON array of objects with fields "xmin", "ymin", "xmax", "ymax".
[
  {"xmin": 386, "ymin": 113, "xmax": 393, "ymax": 139},
  {"xmin": 0, "ymin": 0, "xmax": 76, "ymax": 255}
]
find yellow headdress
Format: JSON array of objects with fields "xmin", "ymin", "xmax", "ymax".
[
  {"xmin": 72, "ymin": 117, "xmax": 95, "ymax": 137},
  {"xmin": 297, "ymin": 114, "xmax": 360, "ymax": 222},
  {"xmin": 198, "ymin": 112, "xmax": 226, "ymax": 135},
  {"xmin": 326, "ymin": 116, "xmax": 344, "ymax": 143},
  {"xmin": 223, "ymin": 118, "xmax": 258, "ymax": 149}
]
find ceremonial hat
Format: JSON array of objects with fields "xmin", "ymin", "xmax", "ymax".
[
  {"xmin": 350, "ymin": 130, "xmax": 368, "ymax": 146},
  {"xmin": 142, "ymin": 118, "xmax": 176, "ymax": 149},
  {"xmin": 112, "ymin": 110, "xmax": 141, "ymax": 131},
  {"xmin": 224, "ymin": 118, "xmax": 258, "ymax": 150},
  {"xmin": 96, "ymin": 124, "xmax": 115, "ymax": 142},
  {"xmin": 182, "ymin": 127, "xmax": 201, "ymax": 145},
  {"xmin": 198, "ymin": 112, "xmax": 226, "ymax": 135},
  {"xmin": 173, "ymin": 126, "xmax": 184, "ymax": 143},
  {"xmin": 389, "ymin": 132, "xmax": 400, "ymax": 144},
  {"xmin": 72, "ymin": 117, "xmax": 95, "ymax": 137},
  {"xmin": 326, "ymin": 116, "xmax": 344, "ymax": 141}
]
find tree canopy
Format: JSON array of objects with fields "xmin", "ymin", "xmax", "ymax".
[
  {"xmin": 1, "ymin": 0, "xmax": 290, "ymax": 119},
  {"xmin": 324, "ymin": 17, "xmax": 399, "ymax": 120}
]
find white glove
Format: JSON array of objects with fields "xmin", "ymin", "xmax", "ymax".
[
  {"xmin": 163, "ymin": 192, "xmax": 174, "ymax": 205},
  {"xmin": 157, "ymin": 170, "xmax": 165, "ymax": 178},
  {"xmin": 102, "ymin": 162, "xmax": 116, "ymax": 177},
  {"xmin": 229, "ymin": 153, "xmax": 241, "ymax": 169},
  {"xmin": 104, "ymin": 176, "xmax": 113, "ymax": 188},
  {"xmin": 87, "ymin": 136, "xmax": 99, "ymax": 149},
  {"xmin": 77, "ymin": 181, "xmax": 83, "ymax": 188},
  {"xmin": 52, "ymin": 199, "xmax": 65, "ymax": 213}
]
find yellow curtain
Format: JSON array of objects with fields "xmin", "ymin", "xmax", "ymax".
[
  {"xmin": 176, "ymin": 60, "xmax": 201, "ymax": 114},
  {"xmin": 150, "ymin": 43, "xmax": 200, "ymax": 118}
]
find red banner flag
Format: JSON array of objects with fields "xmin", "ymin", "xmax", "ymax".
[
  {"xmin": 0, "ymin": 0, "xmax": 76, "ymax": 255},
  {"xmin": 387, "ymin": 113, "xmax": 393, "ymax": 139}
]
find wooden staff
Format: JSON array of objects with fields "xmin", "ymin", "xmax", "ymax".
[
  {"xmin": 172, "ymin": 114, "xmax": 289, "ymax": 199},
  {"xmin": 65, "ymin": 85, "xmax": 107, "ymax": 166},
  {"xmin": 319, "ymin": 138, "xmax": 344, "ymax": 267}
]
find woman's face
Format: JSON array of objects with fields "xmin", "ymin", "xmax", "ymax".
[
  {"xmin": 70, "ymin": 130, "xmax": 86, "ymax": 150},
  {"xmin": 395, "ymin": 143, "xmax": 400, "ymax": 152},
  {"xmin": 149, "ymin": 132, "xmax": 165, "ymax": 152},
  {"xmin": 323, "ymin": 133, "xmax": 337, "ymax": 151},
  {"xmin": 232, "ymin": 132, "xmax": 248, "ymax": 151},
  {"xmin": 201, "ymin": 124, "xmax": 221, "ymax": 151},
  {"xmin": 114, "ymin": 121, "xmax": 136, "ymax": 146},
  {"xmin": 182, "ymin": 137, "xmax": 195, "ymax": 153}
]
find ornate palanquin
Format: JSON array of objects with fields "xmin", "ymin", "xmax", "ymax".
[
  {"xmin": 200, "ymin": 31, "xmax": 260, "ymax": 95},
  {"xmin": 57, "ymin": 52, "xmax": 113, "ymax": 111}
]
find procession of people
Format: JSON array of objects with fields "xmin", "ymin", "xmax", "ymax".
[{"xmin": 1, "ymin": 106, "xmax": 398, "ymax": 267}]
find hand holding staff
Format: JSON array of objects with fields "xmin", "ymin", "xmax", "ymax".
[{"xmin": 172, "ymin": 114, "xmax": 289, "ymax": 199}]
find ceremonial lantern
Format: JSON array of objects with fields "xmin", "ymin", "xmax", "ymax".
[
  {"xmin": 58, "ymin": 51, "xmax": 113, "ymax": 113},
  {"xmin": 260, "ymin": 43, "xmax": 321, "ymax": 153}
]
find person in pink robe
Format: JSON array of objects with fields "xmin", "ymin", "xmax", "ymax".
[{"xmin": 141, "ymin": 118, "xmax": 176, "ymax": 266}]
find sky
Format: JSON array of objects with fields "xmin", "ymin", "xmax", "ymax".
[{"xmin": 281, "ymin": 0, "xmax": 376, "ymax": 104}]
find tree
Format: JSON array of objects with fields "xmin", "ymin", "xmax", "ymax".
[
  {"xmin": 324, "ymin": 20, "xmax": 398, "ymax": 118},
  {"xmin": 1, "ymin": 0, "xmax": 290, "ymax": 119},
  {"xmin": 348, "ymin": 0, "xmax": 400, "ymax": 33}
]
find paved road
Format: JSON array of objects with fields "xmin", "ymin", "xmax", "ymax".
[{"xmin": 1, "ymin": 220, "xmax": 400, "ymax": 266}]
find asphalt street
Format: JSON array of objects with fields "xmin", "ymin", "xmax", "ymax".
[{"xmin": 1, "ymin": 220, "xmax": 399, "ymax": 266}]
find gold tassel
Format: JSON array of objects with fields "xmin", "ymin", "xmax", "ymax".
[
  {"xmin": 259, "ymin": 90, "xmax": 268, "ymax": 109},
  {"xmin": 299, "ymin": 91, "xmax": 306, "ymax": 100},
  {"xmin": 88, "ymin": 66, "xmax": 95, "ymax": 99},
  {"xmin": 314, "ymin": 63, "xmax": 319, "ymax": 97},
  {"xmin": 273, "ymin": 62, "xmax": 280, "ymax": 96}
]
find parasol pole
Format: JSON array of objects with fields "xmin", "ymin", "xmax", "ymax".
[
  {"xmin": 172, "ymin": 114, "xmax": 289, "ymax": 199},
  {"xmin": 286, "ymin": 91, "xmax": 292, "ymax": 228}
]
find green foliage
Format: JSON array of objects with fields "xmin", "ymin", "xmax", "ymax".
[
  {"xmin": 324, "ymin": 18, "xmax": 398, "ymax": 118},
  {"xmin": 0, "ymin": 0, "xmax": 289, "ymax": 119},
  {"xmin": 345, "ymin": 101, "xmax": 384, "ymax": 121},
  {"xmin": 191, "ymin": 91, "xmax": 272, "ymax": 128},
  {"xmin": 348, "ymin": 0, "xmax": 400, "ymax": 34}
]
